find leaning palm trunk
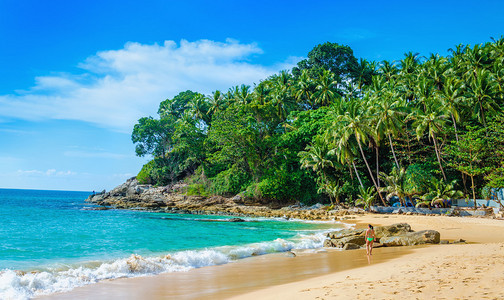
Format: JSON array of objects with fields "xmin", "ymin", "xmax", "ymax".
[
  {"xmin": 357, "ymin": 140, "xmax": 387, "ymax": 206},
  {"xmin": 388, "ymin": 133, "xmax": 400, "ymax": 169},
  {"xmin": 432, "ymin": 135, "xmax": 447, "ymax": 181},
  {"xmin": 352, "ymin": 161, "xmax": 365, "ymax": 188}
]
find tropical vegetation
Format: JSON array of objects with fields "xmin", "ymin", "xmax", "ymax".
[{"xmin": 132, "ymin": 39, "xmax": 504, "ymax": 207}]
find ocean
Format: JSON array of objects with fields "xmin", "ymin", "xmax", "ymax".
[{"xmin": 0, "ymin": 188, "xmax": 345, "ymax": 299}]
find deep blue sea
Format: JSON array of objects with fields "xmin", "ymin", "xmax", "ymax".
[{"xmin": 0, "ymin": 188, "xmax": 344, "ymax": 299}]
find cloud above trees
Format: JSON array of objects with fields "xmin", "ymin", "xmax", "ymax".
[{"xmin": 0, "ymin": 39, "xmax": 294, "ymax": 132}]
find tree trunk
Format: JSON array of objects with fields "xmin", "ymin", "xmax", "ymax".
[
  {"xmin": 352, "ymin": 161, "xmax": 364, "ymax": 188},
  {"xmin": 432, "ymin": 135, "xmax": 447, "ymax": 181},
  {"xmin": 388, "ymin": 133, "xmax": 400, "ymax": 169},
  {"xmin": 470, "ymin": 174, "xmax": 477, "ymax": 209},
  {"xmin": 358, "ymin": 140, "xmax": 387, "ymax": 206},
  {"xmin": 451, "ymin": 114, "xmax": 459, "ymax": 142},
  {"xmin": 376, "ymin": 146, "xmax": 380, "ymax": 189}
]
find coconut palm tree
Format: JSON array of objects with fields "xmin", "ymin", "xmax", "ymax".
[
  {"xmin": 436, "ymin": 77, "xmax": 464, "ymax": 141},
  {"xmin": 372, "ymin": 93, "xmax": 406, "ymax": 169},
  {"xmin": 295, "ymin": 69, "xmax": 315, "ymax": 108},
  {"xmin": 314, "ymin": 70, "xmax": 338, "ymax": 106},
  {"xmin": 332, "ymin": 100, "xmax": 386, "ymax": 206},
  {"xmin": 464, "ymin": 68, "xmax": 499, "ymax": 131},
  {"xmin": 379, "ymin": 167, "xmax": 407, "ymax": 206},
  {"xmin": 411, "ymin": 99, "xmax": 450, "ymax": 180}
]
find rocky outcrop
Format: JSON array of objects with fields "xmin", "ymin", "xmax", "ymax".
[
  {"xmin": 379, "ymin": 230, "xmax": 440, "ymax": 246},
  {"xmin": 325, "ymin": 223, "xmax": 440, "ymax": 250},
  {"xmin": 86, "ymin": 177, "xmax": 368, "ymax": 220}
]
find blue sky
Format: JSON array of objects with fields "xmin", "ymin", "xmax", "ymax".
[{"xmin": 1, "ymin": 0, "xmax": 503, "ymax": 191}]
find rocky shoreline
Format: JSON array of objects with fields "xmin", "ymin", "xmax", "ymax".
[
  {"xmin": 87, "ymin": 177, "xmax": 366, "ymax": 220},
  {"xmin": 87, "ymin": 177, "xmax": 502, "ymax": 221}
]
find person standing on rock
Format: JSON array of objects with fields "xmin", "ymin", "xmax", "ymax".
[{"xmin": 365, "ymin": 224, "xmax": 375, "ymax": 255}]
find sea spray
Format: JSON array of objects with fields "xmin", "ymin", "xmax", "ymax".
[{"xmin": 0, "ymin": 228, "xmax": 336, "ymax": 299}]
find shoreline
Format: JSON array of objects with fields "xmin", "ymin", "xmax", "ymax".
[{"xmin": 40, "ymin": 213, "xmax": 504, "ymax": 299}]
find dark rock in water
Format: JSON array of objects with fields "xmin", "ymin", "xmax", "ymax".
[
  {"xmin": 343, "ymin": 243, "xmax": 361, "ymax": 250},
  {"xmin": 380, "ymin": 230, "xmax": 440, "ymax": 246},
  {"xmin": 228, "ymin": 218, "xmax": 246, "ymax": 222}
]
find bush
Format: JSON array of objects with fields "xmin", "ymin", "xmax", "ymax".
[
  {"xmin": 208, "ymin": 166, "xmax": 252, "ymax": 196},
  {"xmin": 136, "ymin": 158, "xmax": 174, "ymax": 186},
  {"xmin": 185, "ymin": 184, "xmax": 209, "ymax": 196}
]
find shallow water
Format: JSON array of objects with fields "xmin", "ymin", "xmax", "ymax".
[{"xmin": 0, "ymin": 189, "xmax": 344, "ymax": 299}]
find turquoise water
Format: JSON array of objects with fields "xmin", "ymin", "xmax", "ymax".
[{"xmin": 0, "ymin": 188, "xmax": 344, "ymax": 299}]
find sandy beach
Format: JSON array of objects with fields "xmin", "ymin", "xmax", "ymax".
[{"xmin": 41, "ymin": 214, "xmax": 504, "ymax": 299}]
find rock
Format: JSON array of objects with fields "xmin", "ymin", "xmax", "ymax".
[
  {"xmin": 343, "ymin": 243, "xmax": 361, "ymax": 250},
  {"xmin": 374, "ymin": 223, "xmax": 412, "ymax": 238},
  {"xmin": 452, "ymin": 238, "xmax": 466, "ymax": 244},
  {"xmin": 380, "ymin": 230, "xmax": 440, "ymax": 246},
  {"xmin": 309, "ymin": 203, "xmax": 325, "ymax": 210},
  {"xmin": 327, "ymin": 229, "xmax": 365, "ymax": 240},
  {"xmin": 228, "ymin": 218, "xmax": 246, "ymax": 222},
  {"xmin": 440, "ymin": 240, "xmax": 450, "ymax": 244},
  {"xmin": 325, "ymin": 235, "xmax": 366, "ymax": 248}
]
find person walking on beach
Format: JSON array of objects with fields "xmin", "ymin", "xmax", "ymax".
[{"xmin": 365, "ymin": 224, "xmax": 375, "ymax": 255}]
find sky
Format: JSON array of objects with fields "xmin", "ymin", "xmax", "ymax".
[{"xmin": 1, "ymin": 0, "xmax": 503, "ymax": 191}]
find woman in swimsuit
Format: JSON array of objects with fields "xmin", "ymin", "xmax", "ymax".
[{"xmin": 365, "ymin": 224, "xmax": 375, "ymax": 255}]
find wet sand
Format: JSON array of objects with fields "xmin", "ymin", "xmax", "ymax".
[{"xmin": 41, "ymin": 214, "xmax": 504, "ymax": 299}]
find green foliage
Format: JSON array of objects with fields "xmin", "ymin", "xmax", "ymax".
[
  {"xmin": 129, "ymin": 38, "xmax": 504, "ymax": 207},
  {"xmin": 208, "ymin": 166, "xmax": 252, "ymax": 196},
  {"xmin": 136, "ymin": 158, "xmax": 173, "ymax": 186},
  {"xmin": 185, "ymin": 184, "xmax": 210, "ymax": 196},
  {"xmin": 356, "ymin": 186, "xmax": 377, "ymax": 209}
]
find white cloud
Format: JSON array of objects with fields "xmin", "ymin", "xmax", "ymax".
[
  {"xmin": 0, "ymin": 39, "xmax": 294, "ymax": 132},
  {"xmin": 16, "ymin": 169, "xmax": 77, "ymax": 177},
  {"xmin": 63, "ymin": 150, "xmax": 131, "ymax": 159}
]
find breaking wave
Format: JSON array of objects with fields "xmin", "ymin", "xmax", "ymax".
[{"xmin": 0, "ymin": 229, "xmax": 336, "ymax": 299}]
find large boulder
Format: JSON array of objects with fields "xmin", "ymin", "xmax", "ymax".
[
  {"xmin": 327, "ymin": 228, "xmax": 365, "ymax": 240},
  {"xmin": 380, "ymin": 230, "xmax": 440, "ymax": 246},
  {"xmin": 324, "ymin": 223, "xmax": 439, "ymax": 250},
  {"xmin": 374, "ymin": 223, "xmax": 412, "ymax": 238},
  {"xmin": 325, "ymin": 235, "xmax": 366, "ymax": 248}
]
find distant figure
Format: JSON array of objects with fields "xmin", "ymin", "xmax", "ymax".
[{"xmin": 365, "ymin": 224, "xmax": 375, "ymax": 255}]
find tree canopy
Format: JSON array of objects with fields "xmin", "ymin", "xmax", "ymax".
[{"xmin": 132, "ymin": 37, "xmax": 504, "ymax": 206}]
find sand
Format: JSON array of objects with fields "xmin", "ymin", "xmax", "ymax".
[
  {"xmin": 41, "ymin": 214, "xmax": 504, "ymax": 299},
  {"xmin": 232, "ymin": 214, "xmax": 504, "ymax": 300}
]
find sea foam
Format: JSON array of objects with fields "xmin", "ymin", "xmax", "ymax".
[{"xmin": 0, "ymin": 229, "xmax": 335, "ymax": 299}]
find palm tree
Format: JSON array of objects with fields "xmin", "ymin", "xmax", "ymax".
[
  {"xmin": 436, "ymin": 77, "xmax": 464, "ymax": 141},
  {"xmin": 294, "ymin": 69, "xmax": 314, "ymax": 108},
  {"xmin": 299, "ymin": 142, "xmax": 334, "ymax": 178},
  {"xmin": 314, "ymin": 70, "xmax": 338, "ymax": 106},
  {"xmin": 207, "ymin": 90, "xmax": 225, "ymax": 119},
  {"xmin": 372, "ymin": 94, "xmax": 406, "ymax": 169},
  {"xmin": 332, "ymin": 101, "xmax": 387, "ymax": 206},
  {"xmin": 411, "ymin": 100, "xmax": 450, "ymax": 180},
  {"xmin": 356, "ymin": 186, "xmax": 377, "ymax": 210},
  {"xmin": 186, "ymin": 94, "xmax": 210, "ymax": 125},
  {"xmin": 317, "ymin": 180, "xmax": 343, "ymax": 205},
  {"xmin": 378, "ymin": 60, "xmax": 398, "ymax": 81},
  {"xmin": 421, "ymin": 179, "xmax": 463, "ymax": 208},
  {"xmin": 465, "ymin": 68, "xmax": 499, "ymax": 131},
  {"xmin": 379, "ymin": 167, "xmax": 407, "ymax": 206}
]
